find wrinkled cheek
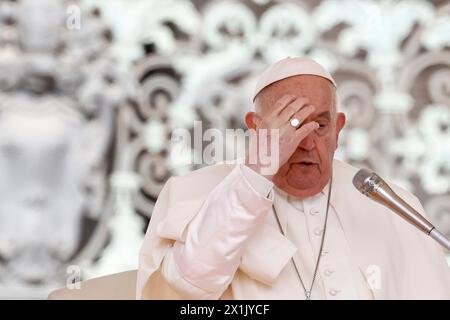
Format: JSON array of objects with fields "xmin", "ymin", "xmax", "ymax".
[
  {"xmin": 272, "ymin": 163, "xmax": 291, "ymax": 188},
  {"xmin": 276, "ymin": 162, "xmax": 290, "ymax": 176},
  {"xmin": 318, "ymin": 158, "xmax": 334, "ymax": 180},
  {"xmin": 317, "ymin": 139, "xmax": 335, "ymax": 168}
]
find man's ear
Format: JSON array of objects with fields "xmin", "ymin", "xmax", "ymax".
[
  {"xmin": 336, "ymin": 112, "xmax": 346, "ymax": 131},
  {"xmin": 245, "ymin": 112, "xmax": 260, "ymax": 130},
  {"xmin": 334, "ymin": 112, "xmax": 346, "ymax": 149}
]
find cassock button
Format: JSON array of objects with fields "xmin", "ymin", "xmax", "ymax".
[
  {"xmin": 324, "ymin": 269, "xmax": 335, "ymax": 276},
  {"xmin": 309, "ymin": 208, "xmax": 320, "ymax": 216},
  {"xmin": 314, "ymin": 228, "xmax": 323, "ymax": 236},
  {"xmin": 329, "ymin": 289, "xmax": 340, "ymax": 296}
]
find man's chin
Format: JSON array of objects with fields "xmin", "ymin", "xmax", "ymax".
[
  {"xmin": 273, "ymin": 180, "xmax": 321, "ymax": 199},
  {"xmin": 275, "ymin": 173, "xmax": 329, "ymax": 198}
]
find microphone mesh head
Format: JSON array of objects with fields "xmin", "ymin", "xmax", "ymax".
[{"xmin": 352, "ymin": 168, "xmax": 373, "ymax": 191}]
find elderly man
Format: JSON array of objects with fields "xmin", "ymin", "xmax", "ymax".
[{"xmin": 137, "ymin": 57, "xmax": 450, "ymax": 300}]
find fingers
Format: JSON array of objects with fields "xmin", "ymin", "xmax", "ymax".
[
  {"xmin": 293, "ymin": 121, "xmax": 319, "ymax": 142},
  {"xmin": 270, "ymin": 95, "xmax": 298, "ymax": 117},
  {"xmin": 258, "ymin": 95, "xmax": 316, "ymax": 133},
  {"xmin": 278, "ymin": 121, "xmax": 318, "ymax": 168},
  {"xmin": 278, "ymin": 97, "xmax": 311, "ymax": 123},
  {"xmin": 281, "ymin": 104, "xmax": 316, "ymax": 131}
]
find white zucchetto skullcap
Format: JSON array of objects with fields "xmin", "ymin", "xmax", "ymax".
[{"xmin": 253, "ymin": 57, "xmax": 337, "ymax": 102}]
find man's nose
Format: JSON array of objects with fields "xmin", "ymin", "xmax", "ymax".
[{"xmin": 298, "ymin": 134, "xmax": 316, "ymax": 151}]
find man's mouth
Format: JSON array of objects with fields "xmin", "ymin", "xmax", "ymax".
[{"xmin": 298, "ymin": 161, "xmax": 316, "ymax": 166}]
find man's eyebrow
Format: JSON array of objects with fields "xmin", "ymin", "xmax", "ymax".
[{"xmin": 314, "ymin": 111, "xmax": 331, "ymax": 119}]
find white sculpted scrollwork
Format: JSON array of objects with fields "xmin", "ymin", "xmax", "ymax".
[
  {"xmin": 109, "ymin": 0, "xmax": 450, "ymax": 238},
  {"xmin": 0, "ymin": 0, "xmax": 129, "ymax": 297}
]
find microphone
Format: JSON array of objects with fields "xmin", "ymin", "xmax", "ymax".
[{"xmin": 352, "ymin": 168, "xmax": 450, "ymax": 251}]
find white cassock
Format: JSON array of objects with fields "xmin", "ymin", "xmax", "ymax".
[{"xmin": 136, "ymin": 159, "xmax": 450, "ymax": 299}]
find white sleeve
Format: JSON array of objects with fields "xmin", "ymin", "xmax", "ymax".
[
  {"xmin": 241, "ymin": 164, "xmax": 274, "ymax": 197},
  {"xmin": 160, "ymin": 164, "xmax": 274, "ymax": 299}
]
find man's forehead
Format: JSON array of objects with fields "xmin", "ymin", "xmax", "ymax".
[{"xmin": 256, "ymin": 75, "xmax": 335, "ymax": 110}]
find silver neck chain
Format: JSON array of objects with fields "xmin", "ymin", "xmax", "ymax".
[{"xmin": 272, "ymin": 177, "xmax": 332, "ymax": 300}]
